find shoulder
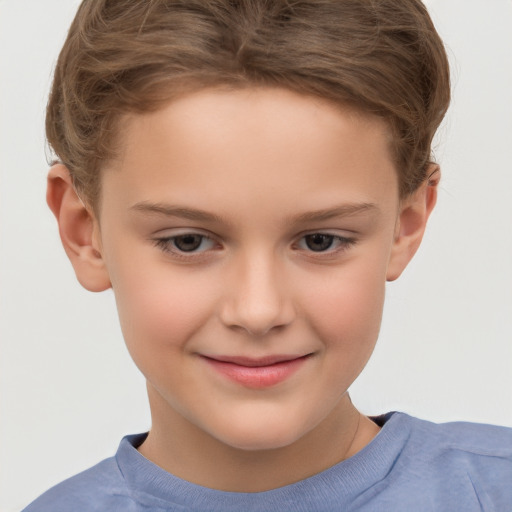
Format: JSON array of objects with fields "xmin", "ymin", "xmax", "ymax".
[
  {"xmin": 400, "ymin": 412, "xmax": 512, "ymax": 458},
  {"xmin": 22, "ymin": 456, "xmax": 136, "ymax": 512},
  {"xmin": 381, "ymin": 413, "xmax": 512, "ymax": 508}
]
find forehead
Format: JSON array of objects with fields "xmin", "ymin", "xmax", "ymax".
[
  {"xmin": 118, "ymin": 86, "xmax": 391, "ymax": 155},
  {"xmin": 102, "ymin": 87, "xmax": 399, "ymax": 219}
]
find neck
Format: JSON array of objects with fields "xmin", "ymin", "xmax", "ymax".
[{"xmin": 138, "ymin": 386, "xmax": 380, "ymax": 492}]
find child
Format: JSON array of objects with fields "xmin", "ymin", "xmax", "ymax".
[{"xmin": 22, "ymin": 0, "xmax": 512, "ymax": 510}]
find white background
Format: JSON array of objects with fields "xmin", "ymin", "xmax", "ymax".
[{"xmin": 1, "ymin": 1, "xmax": 511, "ymax": 510}]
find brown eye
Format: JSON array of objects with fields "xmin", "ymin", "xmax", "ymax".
[
  {"xmin": 173, "ymin": 234, "xmax": 204, "ymax": 252},
  {"xmin": 304, "ymin": 234, "xmax": 335, "ymax": 252},
  {"xmin": 153, "ymin": 232, "xmax": 218, "ymax": 256}
]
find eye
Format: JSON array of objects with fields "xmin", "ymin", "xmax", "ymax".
[
  {"xmin": 153, "ymin": 233, "xmax": 218, "ymax": 255},
  {"xmin": 304, "ymin": 234, "xmax": 335, "ymax": 252},
  {"xmin": 296, "ymin": 233, "xmax": 356, "ymax": 253},
  {"xmin": 173, "ymin": 234, "xmax": 206, "ymax": 252}
]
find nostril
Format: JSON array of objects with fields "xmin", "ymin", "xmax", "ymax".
[
  {"xmin": 218, "ymin": 259, "xmax": 296, "ymax": 335},
  {"xmin": 220, "ymin": 299, "xmax": 295, "ymax": 337}
]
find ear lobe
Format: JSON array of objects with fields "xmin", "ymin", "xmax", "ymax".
[
  {"xmin": 386, "ymin": 166, "xmax": 439, "ymax": 282},
  {"xmin": 47, "ymin": 164, "xmax": 111, "ymax": 292}
]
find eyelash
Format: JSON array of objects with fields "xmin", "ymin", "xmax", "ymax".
[
  {"xmin": 152, "ymin": 232, "xmax": 357, "ymax": 260},
  {"xmin": 294, "ymin": 233, "xmax": 356, "ymax": 254},
  {"xmin": 153, "ymin": 233, "xmax": 219, "ymax": 260}
]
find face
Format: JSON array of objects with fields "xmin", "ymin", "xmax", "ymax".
[{"xmin": 96, "ymin": 88, "xmax": 403, "ymax": 451}]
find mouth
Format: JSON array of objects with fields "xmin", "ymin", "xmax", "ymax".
[{"xmin": 200, "ymin": 353, "xmax": 313, "ymax": 388}]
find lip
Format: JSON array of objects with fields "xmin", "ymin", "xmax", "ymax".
[{"xmin": 200, "ymin": 354, "xmax": 312, "ymax": 389}]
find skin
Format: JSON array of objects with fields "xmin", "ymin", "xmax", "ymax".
[{"xmin": 48, "ymin": 87, "xmax": 437, "ymax": 492}]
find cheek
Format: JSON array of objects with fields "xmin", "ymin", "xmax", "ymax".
[
  {"xmin": 109, "ymin": 261, "xmax": 217, "ymax": 367},
  {"xmin": 301, "ymin": 258, "xmax": 387, "ymax": 355}
]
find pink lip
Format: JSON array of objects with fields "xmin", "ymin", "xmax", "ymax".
[{"xmin": 201, "ymin": 354, "xmax": 311, "ymax": 389}]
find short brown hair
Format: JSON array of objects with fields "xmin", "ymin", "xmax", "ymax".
[{"xmin": 46, "ymin": 0, "xmax": 450, "ymax": 207}]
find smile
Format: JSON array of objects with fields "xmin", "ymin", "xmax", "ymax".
[{"xmin": 200, "ymin": 354, "xmax": 312, "ymax": 389}]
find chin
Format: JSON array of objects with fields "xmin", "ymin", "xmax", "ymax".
[{"xmin": 210, "ymin": 414, "xmax": 311, "ymax": 452}]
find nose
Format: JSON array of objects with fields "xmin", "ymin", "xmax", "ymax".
[{"xmin": 219, "ymin": 251, "xmax": 295, "ymax": 337}]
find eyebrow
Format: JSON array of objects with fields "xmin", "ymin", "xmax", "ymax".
[
  {"xmin": 130, "ymin": 202, "xmax": 228, "ymax": 224},
  {"xmin": 291, "ymin": 202, "xmax": 379, "ymax": 223},
  {"xmin": 131, "ymin": 201, "xmax": 378, "ymax": 225}
]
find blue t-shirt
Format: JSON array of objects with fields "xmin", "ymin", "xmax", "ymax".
[{"xmin": 23, "ymin": 412, "xmax": 512, "ymax": 511}]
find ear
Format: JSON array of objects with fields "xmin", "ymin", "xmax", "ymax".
[
  {"xmin": 386, "ymin": 166, "xmax": 439, "ymax": 281},
  {"xmin": 47, "ymin": 164, "xmax": 111, "ymax": 292}
]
